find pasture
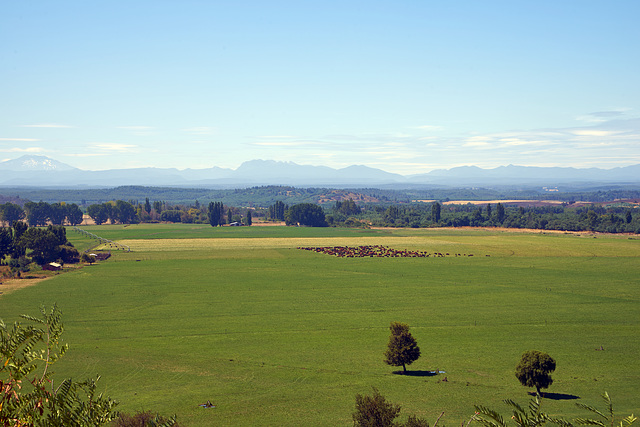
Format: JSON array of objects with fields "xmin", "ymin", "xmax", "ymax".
[{"xmin": 1, "ymin": 224, "xmax": 639, "ymax": 425}]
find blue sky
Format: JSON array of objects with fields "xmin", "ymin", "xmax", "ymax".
[{"xmin": 1, "ymin": 1, "xmax": 639, "ymax": 174}]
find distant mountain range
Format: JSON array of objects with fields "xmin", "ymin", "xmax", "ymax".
[{"xmin": 0, "ymin": 155, "xmax": 639, "ymax": 189}]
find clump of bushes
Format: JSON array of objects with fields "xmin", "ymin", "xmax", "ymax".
[{"xmin": 110, "ymin": 410, "xmax": 181, "ymax": 427}]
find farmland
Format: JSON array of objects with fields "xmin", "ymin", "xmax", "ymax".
[{"xmin": 1, "ymin": 224, "xmax": 639, "ymax": 425}]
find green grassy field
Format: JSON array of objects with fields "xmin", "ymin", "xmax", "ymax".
[{"xmin": 1, "ymin": 224, "xmax": 639, "ymax": 425}]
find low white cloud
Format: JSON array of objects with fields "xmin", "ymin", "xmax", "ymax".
[
  {"xmin": 0, "ymin": 138, "xmax": 40, "ymax": 142},
  {"xmin": 463, "ymin": 141, "xmax": 493, "ymax": 148},
  {"xmin": 576, "ymin": 110, "xmax": 628, "ymax": 123},
  {"xmin": 1, "ymin": 147, "xmax": 46, "ymax": 153},
  {"xmin": 117, "ymin": 126, "xmax": 156, "ymax": 136},
  {"xmin": 249, "ymin": 138, "xmax": 323, "ymax": 148},
  {"xmin": 183, "ymin": 127, "xmax": 216, "ymax": 135},
  {"xmin": 498, "ymin": 138, "xmax": 547, "ymax": 146},
  {"xmin": 118, "ymin": 126, "xmax": 154, "ymax": 130},
  {"xmin": 257, "ymin": 135, "xmax": 297, "ymax": 139},
  {"xmin": 414, "ymin": 125, "xmax": 443, "ymax": 131},
  {"xmin": 91, "ymin": 143, "xmax": 137, "ymax": 152},
  {"xmin": 252, "ymin": 141, "xmax": 301, "ymax": 147},
  {"xmin": 571, "ymin": 130, "xmax": 619, "ymax": 137},
  {"xmin": 20, "ymin": 123, "xmax": 74, "ymax": 128},
  {"xmin": 463, "ymin": 136, "xmax": 493, "ymax": 148}
]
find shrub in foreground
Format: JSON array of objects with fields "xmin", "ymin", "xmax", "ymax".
[
  {"xmin": 110, "ymin": 410, "xmax": 181, "ymax": 427},
  {"xmin": 352, "ymin": 388, "xmax": 430, "ymax": 427},
  {"xmin": 0, "ymin": 304, "xmax": 118, "ymax": 425}
]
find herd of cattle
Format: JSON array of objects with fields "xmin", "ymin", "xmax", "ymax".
[{"xmin": 297, "ymin": 245, "xmax": 481, "ymax": 258}]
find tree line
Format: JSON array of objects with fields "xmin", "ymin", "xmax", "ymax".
[
  {"xmin": 326, "ymin": 200, "xmax": 640, "ymax": 234},
  {"xmin": 5, "ymin": 184, "xmax": 640, "ymax": 208},
  {"xmin": 85, "ymin": 199, "xmax": 328, "ymax": 227},
  {"xmin": 3, "ymin": 197, "xmax": 639, "ymax": 233},
  {"xmin": 0, "ymin": 201, "xmax": 83, "ymax": 227}
]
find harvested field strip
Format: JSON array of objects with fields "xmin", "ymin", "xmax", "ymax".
[{"xmin": 116, "ymin": 236, "xmax": 465, "ymax": 252}]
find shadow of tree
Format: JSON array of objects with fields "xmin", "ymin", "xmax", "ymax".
[
  {"xmin": 528, "ymin": 391, "xmax": 580, "ymax": 400},
  {"xmin": 392, "ymin": 370, "xmax": 438, "ymax": 377}
]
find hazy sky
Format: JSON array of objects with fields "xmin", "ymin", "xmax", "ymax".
[{"xmin": 2, "ymin": 1, "xmax": 639, "ymax": 174}]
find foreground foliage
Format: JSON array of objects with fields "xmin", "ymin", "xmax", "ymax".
[
  {"xmin": 474, "ymin": 392, "xmax": 636, "ymax": 427},
  {"xmin": 0, "ymin": 305, "xmax": 118, "ymax": 426},
  {"xmin": 574, "ymin": 392, "xmax": 637, "ymax": 427},
  {"xmin": 110, "ymin": 410, "xmax": 181, "ymax": 427},
  {"xmin": 352, "ymin": 388, "xmax": 430, "ymax": 427}
]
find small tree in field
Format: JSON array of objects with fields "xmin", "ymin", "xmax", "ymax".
[
  {"xmin": 515, "ymin": 350, "xmax": 556, "ymax": 394},
  {"xmin": 384, "ymin": 322, "xmax": 421, "ymax": 373},
  {"xmin": 81, "ymin": 252, "xmax": 96, "ymax": 264}
]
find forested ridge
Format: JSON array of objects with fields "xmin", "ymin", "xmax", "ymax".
[{"xmin": 2, "ymin": 185, "xmax": 640, "ymax": 207}]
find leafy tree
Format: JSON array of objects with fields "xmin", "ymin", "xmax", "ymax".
[
  {"xmin": 9, "ymin": 255, "xmax": 31, "ymax": 273},
  {"xmin": 24, "ymin": 201, "xmax": 51, "ymax": 226},
  {"xmin": 48, "ymin": 224, "xmax": 70, "ymax": 247},
  {"xmin": 87, "ymin": 203, "xmax": 110, "ymax": 225},
  {"xmin": 228, "ymin": 208, "xmax": 233, "ymax": 224},
  {"xmin": 49, "ymin": 202, "xmax": 67, "ymax": 225},
  {"xmin": 11, "ymin": 220, "xmax": 29, "ymax": 258},
  {"xmin": 20, "ymin": 227, "xmax": 60, "ymax": 265},
  {"xmin": 268, "ymin": 201, "xmax": 286, "ymax": 221},
  {"xmin": 384, "ymin": 322, "xmax": 421, "ymax": 373},
  {"xmin": 15, "ymin": 225, "xmax": 73, "ymax": 266},
  {"xmin": 336, "ymin": 198, "xmax": 360, "ymax": 215},
  {"xmin": 352, "ymin": 388, "xmax": 431, "ymax": 427},
  {"xmin": 105, "ymin": 202, "xmax": 118, "ymax": 224},
  {"xmin": 246, "ymin": 209, "xmax": 252, "ymax": 225},
  {"xmin": 114, "ymin": 200, "xmax": 137, "ymax": 224},
  {"xmin": 285, "ymin": 203, "xmax": 327, "ymax": 227},
  {"xmin": 496, "ymin": 203, "xmax": 506, "ymax": 224},
  {"xmin": 153, "ymin": 200, "xmax": 163, "ymax": 214},
  {"xmin": 0, "ymin": 202, "xmax": 25, "ymax": 226},
  {"xmin": 208, "ymin": 201, "xmax": 224, "ymax": 227},
  {"xmin": 587, "ymin": 210, "xmax": 599, "ymax": 230},
  {"xmin": 0, "ymin": 305, "xmax": 118, "ymax": 425},
  {"xmin": 0, "ymin": 227, "xmax": 12, "ymax": 261},
  {"xmin": 432, "ymin": 202, "xmax": 441, "ymax": 222},
  {"xmin": 160, "ymin": 210, "xmax": 182, "ymax": 222},
  {"xmin": 515, "ymin": 350, "xmax": 556, "ymax": 394},
  {"xmin": 58, "ymin": 244, "xmax": 80, "ymax": 264},
  {"xmin": 66, "ymin": 203, "xmax": 84, "ymax": 226},
  {"xmin": 144, "ymin": 197, "xmax": 152, "ymax": 214},
  {"xmin": 385, "ymin": 205, "xmax": 400, "ymax": 222},
  {"xmin": 80, "ymin": 252, "xmax": 96, "ymax": 264}
]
